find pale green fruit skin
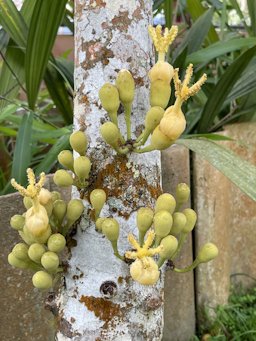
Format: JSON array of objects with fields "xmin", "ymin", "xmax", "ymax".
[
  {"xmin": 155, "ymin": 193, "xmax": 176, "ymax": 214},
  {"xmin": 115, "ymin": 70, "xmax": 135, "ymax": 104},
  {"xmin": 23, "ymin": 196, "xmax": 32, "ymax": 209},
  {"xmin": 41, "ymin": 251, "xmax": 59, "ymax": 272},
  {"xmin": 47, "ymin": 234, "xmax": 66, "ymax": 253},
  {"xmin": 69, "ymin": 131, "xmax": 88, "ymax": 156},
  {"xmin": 151, "ymin": 125, "xmax": 173, "ymax": 150},
  {"xmin": 44, "ymin": 201, "xmax": 53, "ymax": 217},
  {"xmin": 136, "ymin": 207, "xmax": 154, "ymax": 233},
  {"xmin": 73, "ymin": 156, "xmax": 91, "ymax": 182},
  {"xmin": 53, "ymin": 200, "xmax": 67, "ymax": 224},
  {"xmin": 38, "ymin": 188, "xmax": 52, "ymax": 205},
  {"xmin": 58, "ymin": 150, "xmax": 74, "ymax": 171},
  {"xmin": 102, "ymin": 218, "xmax": 120, "ymax": 242},
  {"xmin": 10, "ymin": 214, "xmax": 25, "ymax": 230},
  {"xmin": 150, "ymin": 80, "xmax": 171, "ymax": 109},
  {"xmin": 100, "ymin": 122, "xmax": 120, "ymax": 147},
  {"xmin": 32, "ymin": 271, "xmax": 53, "ymax": 290},
  {"xmin": 95, "ymin": 217, "xmax": 106, "ymax": 231},
  {"xmin": 159, "ymin": 235, "xmax": 178, "ymax": 259},
  {"xmin": 53, "ymin": 170, "xmax": 73, "ymax": 187},
  {"xmin": 51, "ymin": 191, "xmax": 61, "ymax": 202},
  {"xmin": 12, "ymin": 243, "xmax": 29, "ymax": 261},
  {"xmin": 148, "ymin": 61, "xmax": 174, "ymax": 83},
  {"xmin": 145, "ymin": 106, "xmax": 165, "ymax": 132},
  {"xmin": 159, "ymin": 111, "xmax": 186, "ymax": 141},
  {"xmin": 99, "ymin": 83, "xmax": 120, "ymax": 114},
  {"xmin": 182, "ymin": 208, "xmax": 197, "ymax": 233},
  {"xmin": 90, "ymin": 189, "xmax": 106, "ymax": 213},
  {"xmin": 176, "ymin": 183, "xmax": 190, "ymax": 204},
  {"xmin": 170, "ymin": 212, "xmax": 187, "ymax": 235},
  {"xmin": 66, "ymin": 199, "xmax": 84, "ymax": 222},
  {"xmin": 153, "ymin": 210, "xmax": 173, "ymax": 237},
  {"xmin": 197, "ymin": 243, "xmax": 219, "ymax": 263},
  {"xmin": 20, "ymin": 225, "xmax": 52, "ymax": 245},
  {"xmin": 28, "ymin": 243, "xmax": 46, "ymax": 263},
  {"xmin": 8, "ymin": 252, "xmax": 29, "ymax": 269}
]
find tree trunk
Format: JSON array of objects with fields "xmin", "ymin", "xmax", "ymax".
[{"xmin": 56, "ymin": 1, "xmax": 165, "ymax": 340}]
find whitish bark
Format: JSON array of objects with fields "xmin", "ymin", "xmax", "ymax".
[{"xmin": 56, "ymin": 1, "xmax": 165, "ymax": 340}]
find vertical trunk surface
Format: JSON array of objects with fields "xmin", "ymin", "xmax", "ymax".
[{"xmin": 57, "ymin": 1, "xmax": 164, "ymax": 340}]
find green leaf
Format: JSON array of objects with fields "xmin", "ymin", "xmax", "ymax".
[
  {"xmin": 35, "ymin": 134, "xmax": 70, "ymax": 175},
  {"xmin": 177, "ymin": 138, "xmax": 256, "ymax": 201},
  {"xmin": 197, "ymin": 45, "xmax": 256, "ymax": 132},
  {"xmin": 11, "ymin": 112, "xmax": 33, "ymax": 185},
  {"xmin": 55, "ymin": 57, "xmax": 74, "ymax": 91},
  {"xmin": 25, "ymin": 0, "xmax": 67, "ymax": 109},
  {"xmin": 0, "ymin": 29, "xmax": 9, "ymax": 52},
  {"xmin": 187, "ymin": 37, "xmax": 256, "ymax": 65},
  {"xmin": 0, "ymin": 0, "xmax": 27, "ymax": 47},
  {"xmin": 248, "ymin": 0, "xmax": 256, "ymax": 36},
  {"xmin": 183, "ymin": 133, "xmax": 234, "ymax": 141},
  {"xmin": 229, "ymin": 0, "xmax": 250, "ymax": 33}
]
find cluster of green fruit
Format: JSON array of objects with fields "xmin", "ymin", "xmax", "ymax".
[
  {"xmin": 8, "ymin": 168, "xmax": 84, "ymax": 290},
  {"xmin": 97, "ymin": 183, "xmax": 218, "ymax": 286},
  {"xmin": 98, "ymin": 25, "xmax": 207, "ymax": 155}
]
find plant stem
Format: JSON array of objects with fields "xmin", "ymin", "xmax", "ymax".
[
  {"xmin": 171, "ymin": 232, "xmax": 187, "ymax": 260},
  {"xmin": 134, "ymin": 145, "xmax": 155, "ymax": 153},
  {"xmin": 173, "ymin": 260, "xmax": 199, "ymax": 273},
  {"xmin": 111, "ymin": 240, "xmax": 124, "ymax": 261},
  {"xmin": 124, "ymin": 103, "xmax": 132, "ymax": 140}
]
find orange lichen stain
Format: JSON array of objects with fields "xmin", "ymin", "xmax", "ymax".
[
  {"xmin": 117, "ymin": 276, "xmax": 123, "ymax": 284},
  {"xmin": 79, "ymin": 296, "xmax": 123, "ymax": 322},
  {"xmin": 111, "ymin": 11, "xmax": 131, "ymax": 32}
]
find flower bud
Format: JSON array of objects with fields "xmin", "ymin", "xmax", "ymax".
[
  {"xmin": 41, "ymin": 251, "xmax": 59, "ymax": 272},
  {"xmin": 69, "ymin": 131, "xmax": 88, "ymax": 156},
  {"xmin": 66, "ymin": 199, "xmax": 84, "ymax": 224},
  {"xmin": 43, "ymin": 200, "xmax": 53, "ymax": 217},
  {"xmin": 159, "ymin": 110, "xmax": 186, "ymax": 140},
  {"xmin": 33, "ymin": 225, "xmax": 52, "ymax": 244},
  {"xmin": 58, "ymin": 150, "xmax": 74, "ymax": 171},
  {"xmin": 145, "ymin": 106, "xmax": 165, "ymax": 133},
  {"xmin": 53, "ymin": 200, "xmax": 67, "ymax": 225},
  {"xmin": 23, "ymin": 196, "xmax": 32, "ymax": 209},
  {"xmin": 153, "ymin": 210, "xmax": 173, "ymax": 238},
  {"xmin": 38, "ymin": 188, "xmax": 52, "ymax": 205},
  {"xmin": 102, "ymin": 218, "xmax": 119, "ymax": 242},
  {"xmin": 155, "ymin": 193, "xmax": 176, "ymax": 214},
  {"xmin": 130, "ymin": 257, "xmax": 160, "ymax": 285},
  {"xmin": 100, "ymin": 122, "xmax": 122, "ymax": 149},
  {"xmin": 149, "ymin": 61, "xmax": 174, "ymax": 83},
  {"xmin": 53, "ymin": 170, "xmax": 73, "ymax": 187},
  {"xmin": 32, "ymin": 271, "xmax": 53, "ymax": 289},
  {"xmin": 51, "ymin": 191, "xmax": 61, "ymax": 202},
  {"xmin": 150, "ymin": 80, "xmax": 171, "ymax": 109},
  {"xmin": 90, "ymin": 189, "xmax": 107, "ymax": 219},
  {"xmin": 10, "ymin": 214, "xmax": 25, "ymax": 230},
  {"xmin": 26, "ymin": 204, "xmax": 49, "ymax": 237},
  {"xmin": 176, "ymin": 183, "xmax": 190, "ymax": 205},
  {"xmin": 47, "ymin": 233, "xmax": 66, "ymax": 253},
  {"xmin": 182, "ymin": 208, "xmax": 197, "ymax": 233},
  {"xmin": 159, "ymin": 235, "xmax": 178, "ymax": 259},
  {"xmin": 73, "ymin": 156, "xmax": 91, "ymax": 183},
  {"xmin": 150, "ymin": 125, "xmax": 173, "ymax": 150},
  {"xmin": 28, "ymin": 243, "xmax": 46, "ymax": 263},
  {"xmin": 136, "ymin": 207, "xmax": 154, "ymax": 233},
  {"xmin": 99, "ymin": 83, "xmax": 120, "ymax": 115},
  {"xmin": 19, "ymin": 226, "xmax": 36, "ymax": 245},
  {"xmin": 95, "ymin": 217, "xmax": 106, "ymax": 232},
  {"xmin": 8, "ymin": 252, "xmax": 29, "ymax": 269},
  {"xmin": 170, "ymin": 212, "xmax": 187, "ymax": 235},
  {"xmin": 12, "ymin": 243, "xmax": 29, "ymax": 261},
  {"xmin": 115, "ymin": 70, "xmax": 135, "ymax": 105},
  {"xmin": 197, "ymin": 243, "xmax": 219, "ymax": 263}
]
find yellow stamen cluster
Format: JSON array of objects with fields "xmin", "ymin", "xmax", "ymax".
[
  {"xmin": 148, "ymin": 25, "xmax": 178, "ymax": 53},
  {"xmin": 173, "ymin": 64, "xmax": 207, "ymax": 102},
  {"xmin": 125, "ymin": 230, "xmax": 162, "ymax": 260},
  {"xmin": 11, "ymin": 168, "xmax": 46, "ymax": 199}
]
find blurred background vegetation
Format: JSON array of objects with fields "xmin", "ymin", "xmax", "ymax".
[{"xmin": 0, "ymin": 0, "xmax": 256, "ymax": 194}]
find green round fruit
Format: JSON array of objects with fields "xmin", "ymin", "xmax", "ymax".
[
  {"xmin": 32, "ymin": 271, "xmax": 53, "ymax": 289},
  {"xmin": 53, "ymin": 170, "xmax": 73, "ymax": 187},
  {"xmin": 41, "ymin": 251, "xmax": 59, "ymax": 272},
  {"xmin": 10, "ymin": 215, "xmax": 25, "ymax": 230},
  {"xmin": 12, "ymin": 243, "xmax": 29, "ymax": 261},
  {"xmin": 47, "ymin": 234, "xmax": 66, "ymax": 253},
  {"xmin": 28, "ymin": 243, "xmax": 46, "ymax": 263},
  {"xmin": 102, "ymin": 218, "xmax": 119, "ymax": 242}
]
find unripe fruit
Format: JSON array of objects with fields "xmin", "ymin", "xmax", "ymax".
[
  {"xmin": 66, "ymin": 199, "xmax": 84, "ymax": 223},
  {"xmin": 23, "ymin": 196, "xmax": 32, "ymax": 209},
  {"xmin": 136, "ymin": 207, "xmax": 154, "ymax": 233},
  {"xmin": 99, "ymin": 83, "xmax": 120, "ymax": 115},
  {"xmin": 95, "ymin": 217, "xmax": 106, "ymax": 232},
  {"xmin": 155, "ymin": 193, "xmax": 176, "ymax": 214},
  {"xmin": 10, "ymin": 214, "xmax": 25, "ymax": 230},
  {"xmin": 41, "ymin": 251, "xmax": 59, "ymax": 272},
  {"xmin": 153, "ymin": 210, "xmax": 173, "ymax": 238},
  {"xmin": 100, "ymin": 122, "xmax": 122, "ymax": 149},
  {"xmin": 51, "ymin": 191, "xmax": 61, "ymax": 202},
  {"xmin": 197, "ymin": 243, "xmax": 219, "ymax": 263},
  {"xmin": 171, "ymin": 212, "xmax": 187, "ymax": 235},
  {"xmin": 182, "ymin": 208, "xmax": 197, "ymax": 233},
  {"xmin": 145, "ymin": 106, "xmax": 165, "ymax": 133},
  {"xmin": 150, "ymin": 125, "xmax": 173, "ymax": 150},
  {"xmin": 53, "ymin": 199, "xmax": 67, "ymax": 225},
  {"xmin": 159, "ymin": 235, "xmax": 178, "ymax": 259},
  {"xmin": 69, "ymin": 131, "xmax": 88, "ymax": 156},
  {"xmin": 58, "ymin": 150, "xmax": 74, "ymax": 171},
  {"xmin": 38, "ymin": 188, "xmax": 52, "ymax": 205},
  {"xmin": 8, "ymin": 252, "xmax": 29, "ymax": 269},
  {"xmin": 90, "ymin": 189, "xmax": 107, "ymax": 219},
  {"xmin": 53, "ymin": 170, "xmax": 73, "ymax": 187},
  {"xmin": 12, "ymin": 243, "xmax": 29, "ymax": 261},
  {"xmin": 115, "ymin": 70, "xmax": 135, "ymax": 104},
  {"xmin": 150, "ymin": 80, "xmax": 171, "ymax": 109},
  {"xmin": 26, "ymin": 204, "xmax": 49, "ymax": 237},
  {"xmin": 130, "ymin": 257, "xmax": 160, "ymax": 285},
  {"xmin": 44, "ymin": 201, "xmax": 53, "ymax": 217},
  {"xmin": 33, "ymin": 225, "xmax": 52, "ymax": 244},
  {"xmin": 47, "ymin": 233, "xmax": 66, "ymax": 253},
  {"xmin": 19, "ymin": 226, "xmax": 36, "ymax": 245},
  {"xmin": 73, "ymin": 156, "xmax": 91, "ymax": 183},
  {"xmin": 102, "ymin": 218, "xmax": 120, "ymax": 242},
  {"xmin": 28, "ymin": 243, "xmax": 46, "ymax": 263},
  {"xmin": 32, "ymin": 271, "xmax": 53, "ymax": 290},
  {"xmin": 159, "ymin": 110, "xmax": 186, "ymax": 140},
  {"xmin": 176, "ymin": 183, "xmax": 190, "ymax": 205},
  {"xmin": 149, "ymin": 61, "xmax": 174, "ymax": 83}
]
